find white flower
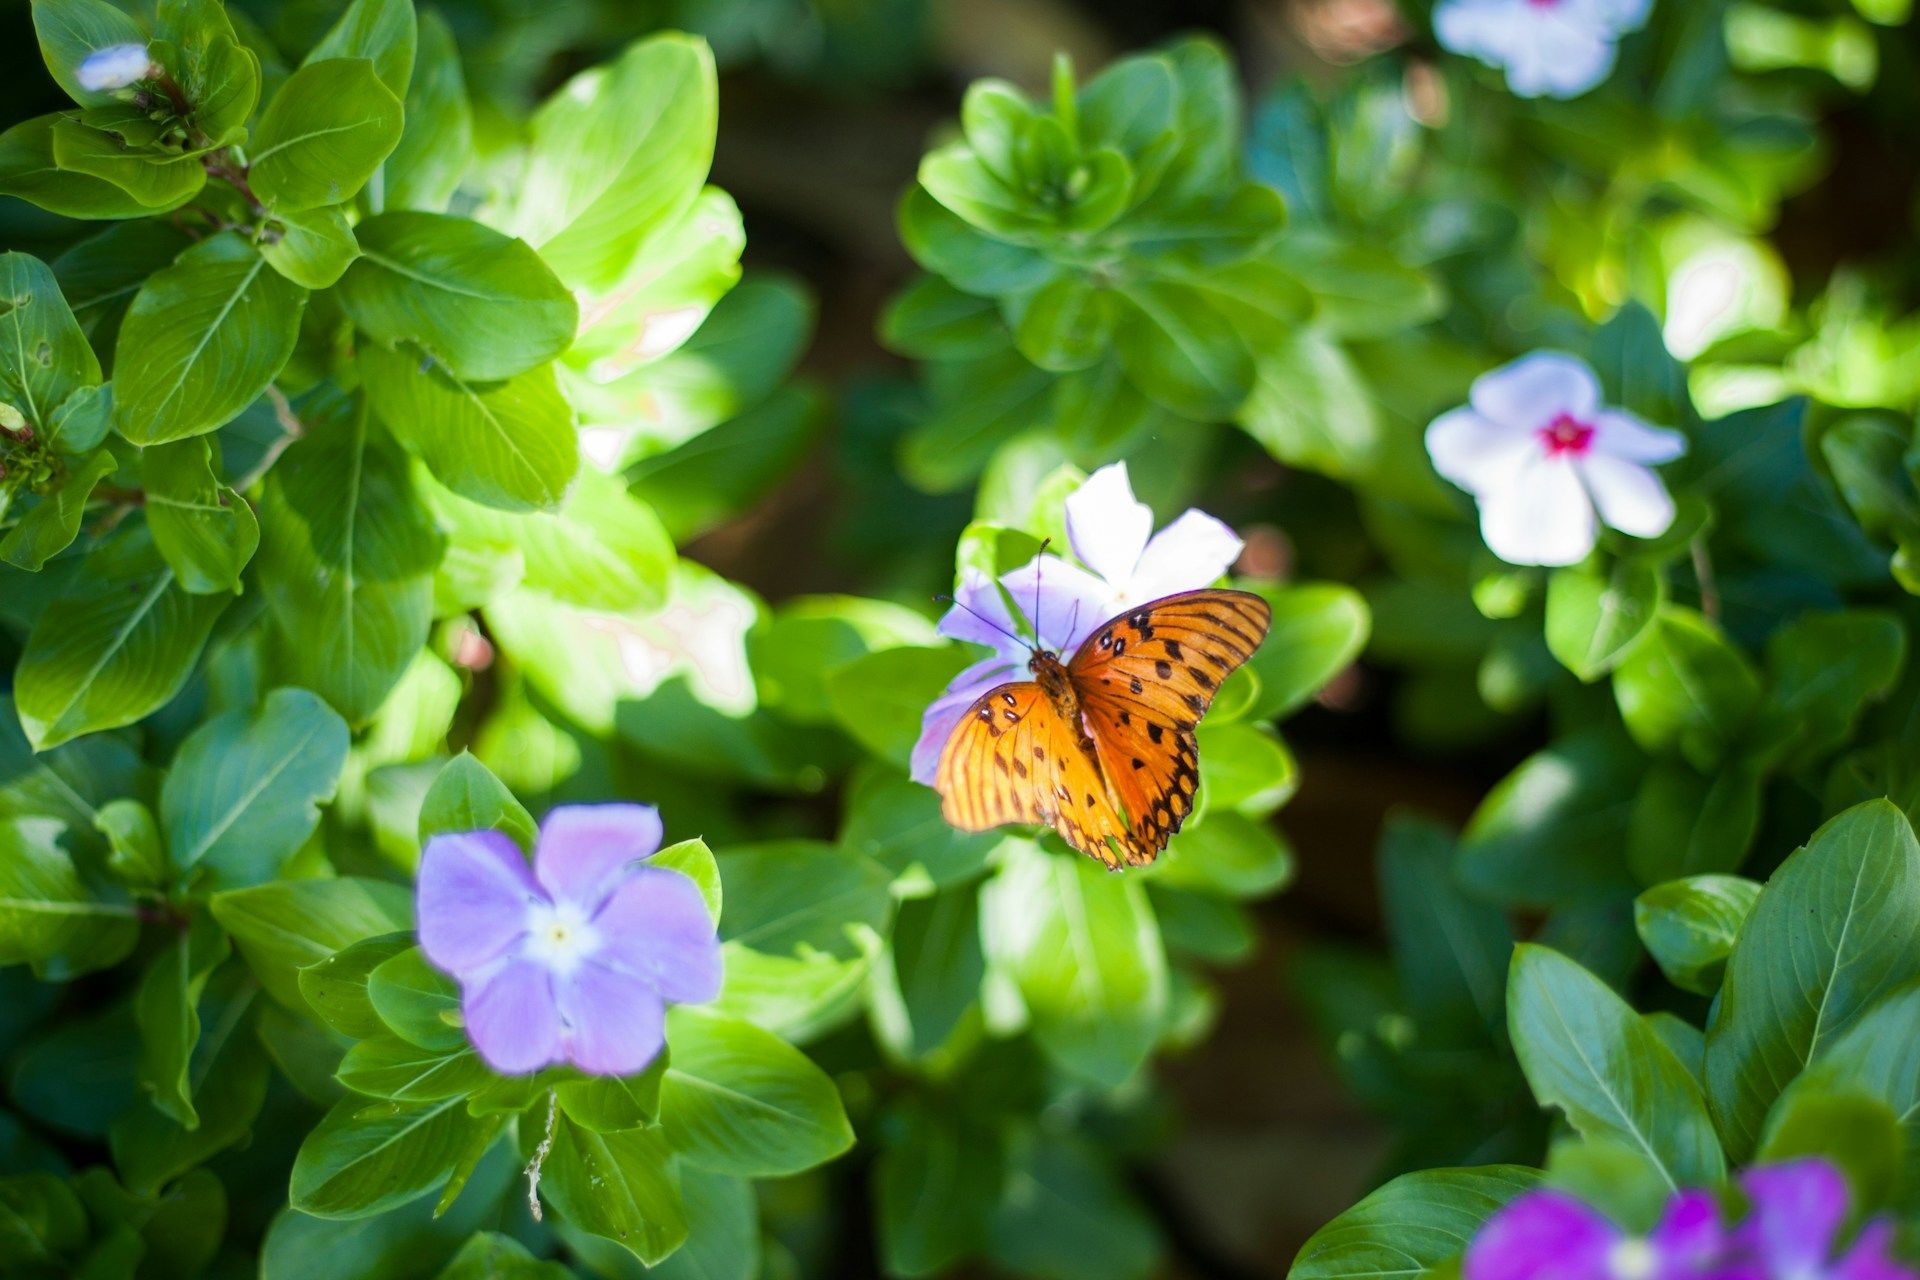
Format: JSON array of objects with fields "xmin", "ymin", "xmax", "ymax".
[
  {"xmin": 909, "ymin": 462, "xmax": 1244, "ymax": 784},
  {"xmin": 76, "ymin": 43, "xmax": 153, "ymax": 94},
  {"xmin": 1434, "ymin": 0, "xmax": 1651, "ymax": 99},
  {"xmin": 1426, "ymin": 351, "xmax": 1686, "ymax": 567}
]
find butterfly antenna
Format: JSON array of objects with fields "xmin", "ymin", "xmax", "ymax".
[
  {"xmin": 1032, "ymin": 537, "xmax": 1051, "ymax": 648},
  {"xmin": 933, "ymin": 594, "xmax": 1029, "ymax": 650}
]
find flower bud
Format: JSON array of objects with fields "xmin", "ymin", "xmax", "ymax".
[{"xmin": 76, "ymin": 43, "xmax": 154, "ymax": 93}]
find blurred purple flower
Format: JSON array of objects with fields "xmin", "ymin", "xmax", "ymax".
[
  {"xmin": 76, "ymin": 43, "xmax": 153, "ymax": 93},
  {"xmin": 1466, "ymin": 1187, "xmax": 1729, "ymax": 1280},
  {"xmin": 1426, "ymin": 351, "xmax": 1686, "ymax": 567},
  {"xmin": 908, "ymin": 462, "xmax": 1243, "ymax": 785},
  {"xmin": 416, "ymin": 804, "xmax": 721, "ymax": 1077},
  {"xmin": 1434, "ymin": 0, "xmax": 1651, "ymax": 99},
  {"xmin": 1737, "ymin": 1160, "xmax": 1917, "ymax": 1280}
]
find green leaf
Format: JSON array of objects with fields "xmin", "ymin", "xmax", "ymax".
[
  {"xmin": 871, "ymin": 885, "xmax": 985, "ymax": 1060},
  {"xmin": 1289, "ymin": 1166, "xmax": 1540, "ymax": 1280},
  {"xmin": 95, "ymin": 796, "xmax": 164, "ymax": 888},
  {"xmin": 361, "ymin": 343, "xmax": 578, "ymax": 513},
  {"xmin": 366, "ymin": 947, "xmax": 463, "ymax": 1052},
  {"xmin": 0, "ymin": 115, "xmax": 156, "ymax": 219},
  {"xmin": 432, "ymin": 1232, "xmax": 572, "ymax": 1280},
  {"xmin": 1779, "ymin": 981, "xmax": 1920, "ymax": 1208},
  {"xmin": 654, "ymin": 837, "xmax": 722, "ymax": 923},
  {"xmin": 385, "ymin": 11, "xmax": 470, "ymax": 213},
  {"xmin": 981, "ymin": 840, "xmax": 1168, "ymax": 1087},
  {"xmin": 1012, "ymin": 274, "xmax": 1116, "ymax": 373},
  {"xmin": 290, "ymin": 1095, "xmax": 471, "ymax": 1219},
  {"xmin": 840, "ymin": 765, "xmax": 998, "ymax": 893},
  {"xmin": 339, "ymin": 212, "xmax": 577, "ymax": 383},
  {"xmin": 114, "ymin": 232, "xmax": 306, "ymax": 445},
  {"xmin": 1757, "ymin": 1086, "xmax": 1902, "ymax": 1212},
  {"xmin": 875, "ymin": 1099, "xmax": 1004, "ymax": 1277},
  {"xmin": 13, "ymin": 525, "xmax": 229, "ymax": 750},
  {"xmin": 824, "ymin": 645, "xmax": 971, "ymax": 767},
  {"xmin": 515, "ymin": 34, "xmax": 716, "ymax": 288},
  {"xmin": 880, "ymin": 275, "xmax": 1004, "ymax": 360},
  {"xmin": 1613, "ymin": 606, "xmax": 1761, "ymax": 771},
  {"xmin": 0, "ymin": 447, "xmax": 116, "ymax": 571},
  {"xmin": 160, "ymin": 686, "xmax": 350, "ymax": 890},
  {"xmin": 1545, "ymin": 560, "xmax": 1664, "ymax": 682},
  {"xmin": 1750, "ymin": 610, "xmax": 1905, "ymax": 770},
  {"xmin": 1272, "ymin": 232, "xmax": 1443, "ymax": 339},
  {"xmin": 1704, "ymin": 800, "xmax": 1920, "ymax": 1161},
  {"xmin": 1195, "ymin": 721, "xmax": 1298, "ymax": 815},
  {"xmin": 210, "ymin": 876, "xmax": 412, "ymax": 1010},
  {"xmin": 1634, "ymin": 875, "xmax": 1762, "ymax": 997},
  {"xmin": 716, "ymin": 840, "xmax": 892, "ymax": 962},
  {"xmin": 540, "ymin": 1118, "xmax": 687, "ymax": 1265},
  {"xmin": 141, "ymin": 436, "xmax": 258, "ymax": 593},
  {"xmin": 1625, "ymin": 762, "xmax": 1764, "ymax": 885},
  {"xmin": 251, "ymin": 58, "xmax": 403, "ymax": 214},
  {"xmin": 1239, "ymin": 582, "xmax": 1369, "ymax": 721},
  {"xmin": 132, "ymin": 912, "xmax": 229, "ymax": 1127},
  {"xmin": 109, "ymin": 966, "xmax": 270, "ymax": 1194},
  {"xmin": 1457, "ymin": 730, "xmax": 1639, "ymax": 909},
  {"xmin": 417, "ymin": 752, "xmax": 536, "ymax": 850},
  {"xmin": 987, "ymin": 1131, "xmax": 1162, "ymax": 1280},
  {"xmin": 660, "ymin": 1008, "xmax": 853, "ymax": 1177},
  {"xmin": 303, "ymin": 0, "xmax": 415, "ymax": 98},
  {"xmin": 0, "ymin": 815, "xmax": 137, "ymax": 978},
  {"xmin": 261, "ymin": 204, "xmax": 361, "ymax": 290},
  {"xmin": 1507, "ymin": 943, "xmax": 1726, "ymax": 1190},
  {"xmin": 1152, "ymin": 810, "xmax": 1293, "ymax": 899},
  {"xmin": 555, "ymin": 1061, "xmax": 667, "ymax": 1133},
  {"xmin": 1378, "ymin": 814, "xmax": 1509, "ymax": 1040},
  {"xmin": 0, "ymin": 252, "xmax": 100, "ymax": 431},
  {"xmin": 1112, "ymin": 279, "xmax": 1254, "ymax": 420},
  {"xmin": 257, "ymin": 403, "xmax": 443, "ymax": 725},
  {"xmin": 298, "ymin": 931, "xmax": 412, "ymax": 1040},
  {"xmin": 32, "ymin": 0, "xmax": 147, "ymax": 107}
]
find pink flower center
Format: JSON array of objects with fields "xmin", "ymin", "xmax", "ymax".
[{"xmin": 1537, "ymin": 413, "xmax": 1595, "ymax": 457}]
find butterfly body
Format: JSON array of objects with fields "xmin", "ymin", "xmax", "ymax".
[{"xmin": 935, "ymin": 588, "xmax": 1271, "ymax": 869}]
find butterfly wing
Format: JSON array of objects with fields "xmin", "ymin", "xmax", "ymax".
[
  {"xmin": 1067, "ymin": 589, "xmax": 1273, "ymax": 861},
  {"xmin": 934, "ymin": 680, "xmax": 1145, "ymax": 870}
]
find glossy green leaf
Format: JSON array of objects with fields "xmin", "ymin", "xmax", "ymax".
[
  {"xmin": 0, "ymin": 814, "xmax": 137, "ymax": 978},
  {"xmin": 290, "ymin": 1095, "xmax": 471, "ymax": 1219},
  {"xmin": 1634, "ymin": 875, "xmax": 1761, "ymax": 997},
  {"xmin": 251, "ymin": 58, "xmax": 402, "ymax": 213},
  {"xmin": 385, "ymin": 11, "xmax": 470, "ymax": 212},
  {"xmin": 141, "ymin": 435, "xmax": 258, "ymax": 593},
  {"xmin": 366, "ymin": 947, "xmax": 463, "ymax": 1052},
  {"xmin": 0, "ymin": 251, "xmax": 99, "ymax": 431},
  {"xmin": 114, "ymin": 232, "xmax": 306, "ymax": 445},
  {"xmin": 540, "ymin": 1118, "xmax": 687, "ymax": 1265},
  {"xmin": 32, "ymin": 0, "xmax": 147, "ymax": 107},
  {"xmin": 210, "ymin": 876, "xmax": 412, "ymax": 1010},
  {"xmin": 1290, "ymin": 1166, "xmax": 1540, "ymax": 1280},
  {"xmin": 339, "ymin": 212, "xmax": 576, "ymax": 382},
  {"xmin": 132, "ymin": 912, "xmax": 229, "ymax": 1127},
  {"xmin": 0, "ymin": 447, "xmax": 116, "ymax": 572},
  {"xmin": 1613, "ymin": 607, "xmax": 1761, "ymax": 771},
  {"xmin": 1545, "ymin": 560, "xmax": 1664, "ymax": 682},
  {"xmin": 261, "ymin": 204, "xmax": 361, "ymax": 290},
  {"xmin": 298, "ymin": 931, "xmax": 412, "ymax": 1040},
  {"xmin": 416, "ymin": 752, "xmax": 536, "ymax": 851},
  {"xmin": 660, "ymin": 1008, "xmax": 853, "ymax": 1177},
  {"xmin": 303, "ymin": 0, "xmax": 415, "ymax": 97}
]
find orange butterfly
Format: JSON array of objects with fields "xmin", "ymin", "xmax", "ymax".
[{"xmin": 934, "ymin": 588, "xmax": 1271, "ymax": 868}]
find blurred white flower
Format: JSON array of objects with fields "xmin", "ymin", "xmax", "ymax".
[
  {"xmin": 1066, "ymin": 462, "xmax": 1244, "ymax": 613},
  {"xmin": 76, "ymin": 43, "xmax": 153, "ymax": 93},
  {"xmin": 1433, "ymin": 0, "xmax": 1651, "ymax": 99},
  {"xmin": 1426, "ymin": 351, "xmax": 1686, "ymax": 567}
]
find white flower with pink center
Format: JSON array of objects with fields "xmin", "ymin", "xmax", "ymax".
[
  {"xmin": 1426, "ymin": 351, "xmax": 1686, "ymax": 567},
  {"xmin": 1434, "ymin": 0, "xmax": 1652, "ymax": 99}
]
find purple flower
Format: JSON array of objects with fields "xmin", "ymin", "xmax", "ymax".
[
  {"xmin": 908, "ymin": 462, "xmax": 1244, "ymax": 785},
  {"xmin": 1737, "ymin": 1161, "xmax": 1917, "ymax": 1280},
  {"xmin": 1426, "ymin": 351, "xmax": 1686, "ymax": 567},
  {"xmin": 416, "ymin": 804, "xmax": 722, "ymax": 1077},
  {"xmin": 1466, "ymin": 1187, "xmax": 1729, "ymax": 1280}
]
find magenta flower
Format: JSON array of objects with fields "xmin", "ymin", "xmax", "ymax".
[
  {"xmin": 908, "ymin": 462, "xmax": 1243, "ymax": 785},
  {"xmin": 1737, "ymin": 1161, "xmax": 1917, "ymax": 1280},
  {"xmin": 416, "ymin": 804, "xmax": 722, "ymax": 1076},
  {"xmin": 1466, "ymin": 1187, "xmax": 1730, "ymax": 1280}
]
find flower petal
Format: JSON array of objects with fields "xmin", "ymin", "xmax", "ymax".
[
  {"xmin": 1593, "ymin": 409, "xmax": 1686, "ymax": 464},
  {"xmin": 1650, "ymin": 1189, "xmax": 1729, "ymax": 1270},
  {"xmin": 417, "ymin": 830, "xmax": 540, "ymax": 975},
  {"xmin": 595, "ymin": 866, "xmax": 724, "ymax": 1005},
  {"xmin": 1434, "ymin": 0, "xmax": 1515, "ymax": 61},
  {"xmin": 534, "ymin": 804, "xmax": 664, "ymax": 908},
  {"xmin": 1834, "ymin": 1221, "xmax": 1920, "ymax": 1280},
  {"xmin": 1738, "ymin": 1159, "xmax": 1849, "ymax": 1278},
  {"xmin": 1464, "ymin": 1189, "xmax": 1618, "ymax": 1280},
  {"xmin": 1001, "ymin": 554, "xmax": 1115, "ymax": 653},
  {"xmin": 463, "ymin": 959, "xmax": 563, "ymax": 1075},
  {"xmin": 910, "ymin": 657, "xmax": 1020, "ymax": 784},
  {"xmin": 937, "ymin": 567, "xmax": 1028, "ymax": 659},
  {"xmin": 1428, "ymin": 406, "xmax": 1538, "ymax": 496},
  {"xmin": 1127, "ymin": 511, "xmax": 1244, "ymax": 606},
  {"xmin": 1478, "ymin": 457, "xmax": 1598, "ymax": 566},
  {"xmin": 1581, "ymin": 453, "xmax": 1677, "ymax": 540},
  {"xmin": 1471, "ymin": 352, "xmax": 1602, "ymax": 430},
  {"xmin": 1502, "ymin": 18, "xmax": 1617, "ymax": 99},
  {"xmin": 1066, "ymin": 462, "xmax": 1154, "ymax": 591},
  {"xmin": 556, "ymin": 960, "xmax": 668, "ymax": 1076}
]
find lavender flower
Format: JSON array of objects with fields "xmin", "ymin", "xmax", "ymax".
[
  {"xmin": 76, "ymin": 43, "xmax": 153, "ymax": 94},
  {"xmin": 908, "ymin": 462, "xmax": 1244, "ymax": 785},
  {"xmin": 1434, "ymin": 0, "xmax": 1651, "ymax": 99},
  {"xmin": 1426, "ymin": 351, "xmax": 1686, "ymax": 567},
  {"xmin": 416, "ymin": 804, "xmax": 722, "ymax": 1076}
]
